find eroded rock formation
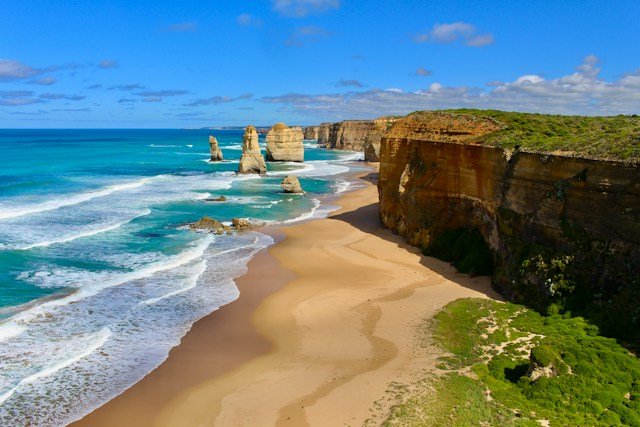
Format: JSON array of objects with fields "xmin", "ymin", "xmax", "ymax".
[
  {"xmin": 378, "ymin": 111, "xmax": 640, "ymax": 339},
  {"xmin": 281, "ymin": 175, "xmax": 304, "ymax": 194},
  {"xmin": 266, "ymin": 123, "xmax": 304, "ymax": 162},
  {"xmin": 317, "ymin": 117, "xmax": 397, "ymax": 152},
  {"xmin": 189, "ymin": 217, "xmax": 229, "ymax": 235},
  {"xmin": 303, "ymin": 126, "xmax": 319, "ymax": 140},
  {"xmin": 209, "ymin": 135, "xmax": 223, "ymax": 161},
  {"xmin": 238, "ymin": 125, "xmax": 267, "ymax": 174},
  {"xmin": 291, "ymin": 126, "xmax": 305, "ymax": 143}
]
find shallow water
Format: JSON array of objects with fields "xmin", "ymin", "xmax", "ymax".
[{"xmin": 0, "ymin": 129, "xmax": 363, "ymax": 425}]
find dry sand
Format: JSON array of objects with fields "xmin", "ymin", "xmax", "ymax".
[{"xmin": 73, "ymin": 168, "xmax": 499, "ymax": 426}]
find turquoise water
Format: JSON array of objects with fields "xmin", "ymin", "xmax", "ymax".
[{"xmin": 0, "ymin": 129, "xmax": 363, "ymax": 425}]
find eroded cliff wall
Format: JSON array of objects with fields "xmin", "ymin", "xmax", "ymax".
[
  {"xmin": 378, "ymin": 112, "xmax": 640, "ymax": 340},
  {"xmin": 316, "ymin": 118, "xmax": 396, "ymax": 153}
]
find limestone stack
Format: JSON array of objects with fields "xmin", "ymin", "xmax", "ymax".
[
  {"xmin": 291, "ymin": 126, "xmax": 305, "ymax": 142},
  {"xmin": 281, "ymin": 175, "xmax": 304, "ymax": 194},
  {"xmin": 303, "ymin": 126, "xmax": 319, "ymax": 140},
  {"xmin": 265, "ymin": 123, "xmax": 304, "ymax": 162},
  {"xmin": 237, "ymin": 125, "xmax": 267, "ymax": 174},
  {"xmin": 209, "ymin": 135, "xmax": 223, "ymax": 161}
]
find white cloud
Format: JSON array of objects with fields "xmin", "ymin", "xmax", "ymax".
[
  {"xmin": 98, "ymin": 60, "xmax": 119, "ymax": 69},
  {"xmin": 0, "ymin": 59, "xmax": 41, "ymax": 81},
  {"xmin": 273, "ymin": 0, "xmax": 339, "ymax": 17},
  {"xmin": 260, "ymin": 56, "xmax": 640, "ymax": 120},
  {"xmin": 415, "ymin": 67, "xmax": 432, "ymax": 77},
  {"xmin": 27, "ymin": 77, "xmax": 57, "ymax": 86},
  {"xmin": 414, "ymin": 21, "xmax": 494, "ymax": 47}
]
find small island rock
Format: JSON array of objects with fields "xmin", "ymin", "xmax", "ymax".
[
  {"xmin": 209, "ymin": 135, "xmax": 223, "ymax": 161},
  {"xmin": 281, "ymin": 175, "xmax": 304, "ymax": 194},
  {"xmin": 189, "ymin": 216, "xmax": 230, "ymax": 235}
]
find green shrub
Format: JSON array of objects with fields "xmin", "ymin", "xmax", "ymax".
[{"xmin": 424, "ymin": 228, "xmax": 494, "ymax": 276}]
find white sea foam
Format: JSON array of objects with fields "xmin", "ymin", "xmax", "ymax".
[
  {"xmin": 333, "ymin": 180, "xmax": 351, "ymax": 194},
  {"xmin": 140, "ymin": 260, "xmax": 207, "ymax": 306},
  {"xmin": 148, "ymin": 144, "xmax": 179, "ymax": 148},
  {"xmin": 0, "ymin": 177, "xmax": 154, "ymax": 221},
  {"xmin": 0, "ymin": 321, "xmax": 26, "ymax": 343},
  {"xmin": 17, "ymin": 209, "xmax": 152, "ymax": 250},
  {"xmin": 282, "ymin": 198, "xmax": 323, "ymax": 224},
  {"xmin": 0, "ymin": 327, "xmax": 111, "ymax": 406},
  {"xmin": 13, "ymin": 235, "xmax": 215, "ymax": 320}
]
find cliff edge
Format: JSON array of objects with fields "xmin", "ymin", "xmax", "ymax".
[{"xmin": 378, "ymin": 110, "xmax": 640, "ymax": 342}]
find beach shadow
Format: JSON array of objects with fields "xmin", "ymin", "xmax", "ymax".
[{"xmin": 330, "ymin": 201, "xmax": 502, "ymax": 300}]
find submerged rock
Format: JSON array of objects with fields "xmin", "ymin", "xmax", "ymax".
[
  {"xmin": 238, "ymin": 125, "xmax": 267, "ymax": 174},
  {"xmin": 209, "ymin": 135, "xmax": 223, "ymax": 161},
  {"xmin": 281, "ymin": 175, "xmax": 304, "ymax": 194},
  {"xmin": 231, "ymin": 217, "xmax": 261, "ymax": 231},
  {"xmin": 266, "ymin": 123, "xmax": 304, "ymax": 162},
  {"xmin": 204, "ymin": 195, "xmax": 227, "ymax": 202},
  {"xmin": 189, "ymin": 216, "xmax": 230, "ymax": 234}
]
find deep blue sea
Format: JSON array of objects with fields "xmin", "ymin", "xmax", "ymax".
[{"xmin": 0, "ymin": 129, "xmax": 364, "ymax": 425}]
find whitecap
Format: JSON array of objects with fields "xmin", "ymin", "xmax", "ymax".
[{"xmin": 0, "ymin": 177, "xmax": 155, "ymax": 221}]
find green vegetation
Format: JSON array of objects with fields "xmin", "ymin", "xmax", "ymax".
[
  {"xmin": 423, "ymin": 228, "xmax": 493, "ymax": 276},
  {"xmin": 384, "ymin": 298, "xmax": 640, "ymax": 426},
  {"xmin": 412, "ymin": 109, "xmax": 640, "ymax": 161}
]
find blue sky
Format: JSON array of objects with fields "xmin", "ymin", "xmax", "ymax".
[{"xmin": 1, "ymin": 0, "xmax": 639, "ymax": 127}]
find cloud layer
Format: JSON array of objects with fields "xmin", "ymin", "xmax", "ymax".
[
  {"xmin": 261, "ymin": 56, "xmax": 640, "ymax": 119},
  {"xmin": 414, "ymin": 22, "xmax": 494, "ymax": 47}
]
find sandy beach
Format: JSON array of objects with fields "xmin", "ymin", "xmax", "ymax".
[{"xmin": 73, "ymin": 168, "xmax": 500, "ymax": 426}]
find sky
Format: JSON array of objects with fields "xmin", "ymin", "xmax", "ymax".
[{"xmin": 1, "ymin": 0, "xmax": 639, "ymax": 128}]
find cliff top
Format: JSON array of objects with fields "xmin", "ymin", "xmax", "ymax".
[{"xmin": 398, "ymin": 110, "xmax": 640, "ymax": 162}]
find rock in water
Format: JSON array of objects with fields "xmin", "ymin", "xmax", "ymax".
[
  {"xmin": 189, "ymin": 216, "xmax": 229, "ymax": 234},
  {"xmin": 238, "ymin": 125, "xmax": 267, "ymax": 174},
  {"xmin": 231, "ymin": 218, "xmax": 257, "ymax": 231},
  {"xmin": 209, "ymin": 135, "xmax": 223, "ymax": 161},
  {"xmin": 266, "ymin": 123, "xmax": 304, "ymax": 162},
  {"xmin": 281, "ymin": 175, "xmax": 304, "ymax": 194}
]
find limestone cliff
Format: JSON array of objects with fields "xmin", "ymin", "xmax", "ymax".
[
  {"xmin": 291, "ymin": 126, "xmax": 305, "ymax": 143},
  {"xmin": 266, "ymin": 123, "xmax": 304, "ymax": 162},
  {"xmin": 209, "ymin": 135, "xmax": 223, "ymax": 161},
  {"xmin": 316, "ymin": 118, "xmax": 397, "ymax": 153},
  {"xmin": 238, "ymin": 125, "xmax": 267, "ymax": 174},
  {"xmin": 378, "ymin": 111, "xmax": 640, "ymax": 341},
  {"xmin": 318, "ymin": 123, "xmax": 332, "ymax": 147},
  {"xmin": 303, "ymin": 126, "xmax": 319, "ymax": 140}
]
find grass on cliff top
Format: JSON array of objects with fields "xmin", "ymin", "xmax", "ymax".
[
  {"xmin": 383, "ymin": 298, "xmax": 640, "ymax": 426},
  {"xmin": 411, "ymin": 109, "xmax": 640, "ymax": 162}
]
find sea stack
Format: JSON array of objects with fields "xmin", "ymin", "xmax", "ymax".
[
  {"xmin": 303, "ymin": 126, "xmax": 319, "ymax": 140},
  {"xmin": 209, "ymin": 135, "xmax": 223, "ymax": 161},
  {"xmin": 291, "ymin": 126, "xmax": 305, "ymax": 142},
  {"xmin": 281, "ymin": 175, "xmax": 304, "ymax": 194},
  {"xmin": 266, "ymin": 123, "xmax": 304, "ymax": 162},
  {"xmin": 237, "ymin": 125, "xmax": 267, "ymax": 174}
]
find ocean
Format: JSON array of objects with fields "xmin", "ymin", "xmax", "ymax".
[{"xmin": 0, "ymin": 129, "xmax": 364, "ymax": 425}]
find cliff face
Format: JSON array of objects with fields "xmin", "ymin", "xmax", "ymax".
[
  {"xmin": 303, "ymin": 126, "xmax": 319, "ymax": 140},
  {"xmin": 378, "ymin": 112, "xmax": 640, "ymax": 339},
  {"xmin": 266, "ymin": 123, "xmax": 304, "ymax": 162},
  {"xmin": 316, "ymin": 118, "xmax": 396, "ymax": 153}
]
